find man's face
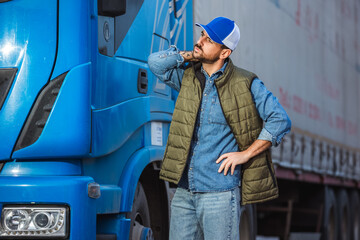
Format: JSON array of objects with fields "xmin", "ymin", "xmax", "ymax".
[{"xmin": 193, "ymin": 31, "xmax": 224, "ymax": 64}]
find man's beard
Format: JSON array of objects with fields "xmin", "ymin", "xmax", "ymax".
[{"xmin": 193, "ymin": 44, "xmax": 220, "ymax": 64}]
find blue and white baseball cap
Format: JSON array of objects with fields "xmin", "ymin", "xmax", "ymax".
[{"xmin": 195, "ymin": 17, "xmax": 240, "ymax": 51}]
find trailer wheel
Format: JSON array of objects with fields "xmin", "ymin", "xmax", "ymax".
[
  {"xmin": 239, "ymin": 204, "xmax": 256, "ymax": 240},
  {"xmin": 349, "ymin": 191, "xmax": 360, "ymax": 240},
  {"xmin": 322, "ymin": 187, "xmax": 338, "ymax": 240},
  {"xmin": 127, "ymin": 183, "xmax": 154, "ymax": 240},
  {"xmin": 337, "ymin": 189, "xmax": 350, "ymax": 240}
]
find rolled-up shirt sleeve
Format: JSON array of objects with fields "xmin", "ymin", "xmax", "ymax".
[
  {"xmin": 147, "ymin": 45, "xmax": 186, "ymax": 92},
  {"xmin": 251, "ymin": 78, "xmax": 292, "ymax": 147}
]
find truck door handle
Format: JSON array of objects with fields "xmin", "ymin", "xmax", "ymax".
[{"xmin": 137, "ymin": 68, "xmax": 148, "ymax": 94}]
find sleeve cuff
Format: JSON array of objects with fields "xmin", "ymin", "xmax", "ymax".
[
  {"xmin": 258, "ymin": 128, "xmax": 278, "ymax": 147},
  {"xmin": 170, "ymin": 45, "xmax": 185, "ymax": 67}
]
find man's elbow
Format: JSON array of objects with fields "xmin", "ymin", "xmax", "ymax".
[
  {"xmin": 147, "ymin": 53, "xmax": 159, "ymax": 75},
  {"xmin": 285, "ymin": 115, "xmax": 292, "ymax": 133}
]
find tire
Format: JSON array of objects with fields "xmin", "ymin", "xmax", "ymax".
[
  {"xmin": 239, "ymin": 204, "xmax": 256, "ymax": 240},
  {"xmin": 337, "ymin": 189, "xmax": 351, "ymax": 240},
  {"xmin": 322, "ymin": 187, "xmax": 338, "ymax": 240},
  {"xmin": 349, "ymin": 190, "xmax": 360, "ymax": 240},
  {"xmin": 127, "ymin": 183, "xmax": 154, "ymax": 240}
]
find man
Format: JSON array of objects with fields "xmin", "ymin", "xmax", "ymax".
[{"xmin": 148, "ymin": 17, "xmax": 291, "ymax": 240}]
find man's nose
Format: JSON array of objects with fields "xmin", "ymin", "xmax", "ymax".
[{"xmin": 197, "ymin": 36, "xmax": 205, "ymax": 45}]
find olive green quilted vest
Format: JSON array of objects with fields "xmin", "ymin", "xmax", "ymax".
[{"xmin": 159, "ymin": 59, "xmax": 278, "ymax": 205}]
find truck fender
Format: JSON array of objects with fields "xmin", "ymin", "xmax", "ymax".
[{"xmin": 118, "ymin": 146, "xmax": 165, "ymax": 213}]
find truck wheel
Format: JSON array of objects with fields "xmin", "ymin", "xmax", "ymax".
[
  {"xmin": 322, "ymin": 187, "xmax": 338, "ymax": 240},
  {"xmin": 127, "ymin": 183, "xmax": 154, "ymax": 240},
  {"xmin": 337, "ymin": 189, "xmax": 350, "ymax": 240},
  {"xmin": 349, "ymin": 190, "xmax": 360, "ymax": 240},
  {"xmin": 239, "ymin": 204, "xmax": 256, "ymax": 240}
]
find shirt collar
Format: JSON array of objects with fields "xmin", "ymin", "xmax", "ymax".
[{"xmin": 201, "ymin": 60, "xmax": 229, "ymax": 79}]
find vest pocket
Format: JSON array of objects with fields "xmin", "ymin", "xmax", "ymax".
[{"xmin": 209, "ymin": 96, "xmax": 227, "ymax": 125}]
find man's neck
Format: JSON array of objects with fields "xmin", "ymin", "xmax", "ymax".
[{"xmin": 202, "ymin": 59, "xmax": 225, "ymax": 76}]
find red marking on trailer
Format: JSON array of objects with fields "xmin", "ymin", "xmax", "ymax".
[
  {"xmin": 306, "ymin": 5, "xmax": 312, "ymax": 29},
  {"xmin": 279, "ymin": 87, "xmax": 291, "ymax": 109},
  {"xmin": 315, "ymin": 75, "xmax": 340, "ymax": 100},
  {"xmin": 336, "ymin": 116, "xmax": 346, "ymax": 130},
  {"xmin": 279, "ymin": 88, "xmax": 356, "ymax": 135},
  {"xmin": 341, "ymin": 0, "xmax": 352, "ymax": 20},
  {"xmin": 308, "ymin": 103, "xmax": 320, "ymax": 120},
  {"xmin": 347, "ymin": 121, "xmax": 358, "ymax": 135},
  {"xmin": 341, "ymin": 0, "xmax": 346, "ymax": 16},
  {"xmin": 313, "ymin": 13, "xmax": 319, "ymax": 40},
  {"xmin": 293, "ymin": 95, "xmax": 304, "ymax": 114},
  {"xmin": 296, "ymin": 0, "xmax": 301, "ymax": 26},
  {"xmin": 327, "ymin": 112, "xmax": 334, "ymax": 128}
]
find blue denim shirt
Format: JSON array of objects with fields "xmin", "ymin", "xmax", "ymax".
[{"xmin": 148, "ymin": 46, "xmax": 291, "ymax": 192}]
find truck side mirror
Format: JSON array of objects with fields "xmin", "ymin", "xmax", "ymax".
[{"xmin": 98, "ymin": 0, "xmax": 126, "ymax": 17}]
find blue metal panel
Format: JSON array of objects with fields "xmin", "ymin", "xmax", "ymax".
[
  {"xmin": 92, "ymin": 57, "xmax": 151, "ymax": 109},
  {"xmin": 92, "ymin": 98, "xmax": 149, "ymax": 157},
  {"xmin": 0, "ymin": 0, "xmax": 57, "ymax": 161},
  {"xmin": 13, "ymin": 63, "xmax": 91, "ymax": 159},
  {"xmin": 0, "ymin": 176, "xmax": 96, "ymax": 240},
  {"xmin": 84, "ymin": 127, "xmax": 143, "ymax": 186},
  {"xmin": 96, "ymin": 185, "xmax": 122, "ymax": 214},
  {"xmin": 1, "ymin": 160, "xmax": 82, "ymax": 176},
  {"xmin": 91, "ymin": 96, "xmax": 173, "ymax": 157},
  {"xmin": 51, "ymin": 0, "xmax": 91, "ymax": 79}
]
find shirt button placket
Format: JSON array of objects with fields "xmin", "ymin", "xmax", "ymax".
[{"xmin": 188, "ymin": 153, "xmax": 194, "ymax": 191}]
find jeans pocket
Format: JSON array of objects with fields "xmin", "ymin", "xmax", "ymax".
[{"xmin": 209, "ymin": 96, "xmax": 227, "ymax": 125}]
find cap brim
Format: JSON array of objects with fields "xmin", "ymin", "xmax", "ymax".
[{"xmin": 195, "ymin": 23, "xmax": 223, "ymax": 45}]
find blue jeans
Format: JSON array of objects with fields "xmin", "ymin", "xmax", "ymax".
[{"xmin": 169, "ymin": 187, "xmax": 241, "ymax": 240}]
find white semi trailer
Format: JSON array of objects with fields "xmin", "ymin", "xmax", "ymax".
[{"xmin": 193, "ymin": 0, "xmax": 360, "ymax": 239}]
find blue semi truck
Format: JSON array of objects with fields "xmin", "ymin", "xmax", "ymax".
[{"xmin": 0, "ymin": 0, "xmax": 193, "ymax": 239}]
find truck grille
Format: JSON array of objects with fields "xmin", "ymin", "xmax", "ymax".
[{"xmin": 0, "ymin": 68, "xmax": 17, "ymax": 110}]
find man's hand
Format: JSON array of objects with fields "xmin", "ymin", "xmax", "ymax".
[
  {"xmin": 180, "ymin": 51, "xmax": 198, "ymax": 62},
  {"xmin": 216, "ymin": 151, "xmax": 251, "ymax": 176},
  {"xmin": 216, "ymin": 139, "xmax": 272, "ymax": 176}
]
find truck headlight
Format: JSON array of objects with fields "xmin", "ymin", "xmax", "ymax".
[{"xmin": 0, "ymin": 206, "xmax": 68, "ymax": 238}]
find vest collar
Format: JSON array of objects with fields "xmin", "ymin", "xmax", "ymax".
[
  {"xmin": 192, "ymin": 61, "xmax": 205, "ymax": 91},
  {"xmin": 214, "ymin": 58, "xmax": 234, "ymax": 88}
]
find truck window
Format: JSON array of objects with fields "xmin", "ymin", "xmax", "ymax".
[{"xmin": 98, "ymin": 0, "xmax": 144, "ymax": 56}]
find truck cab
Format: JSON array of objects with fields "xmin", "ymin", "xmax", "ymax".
[{"xmin": 0, "ymin": 0, "xmax": 193, "ymax": 239}]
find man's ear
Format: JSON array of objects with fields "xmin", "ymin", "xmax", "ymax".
[{"xmin": 220, "ymin": 49, "xmax": 232, "ymax": 59}]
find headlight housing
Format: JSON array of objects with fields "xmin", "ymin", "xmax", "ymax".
[{"xmin": 0, "ymin": 206, "xmax": 69, "ymax": 239}]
